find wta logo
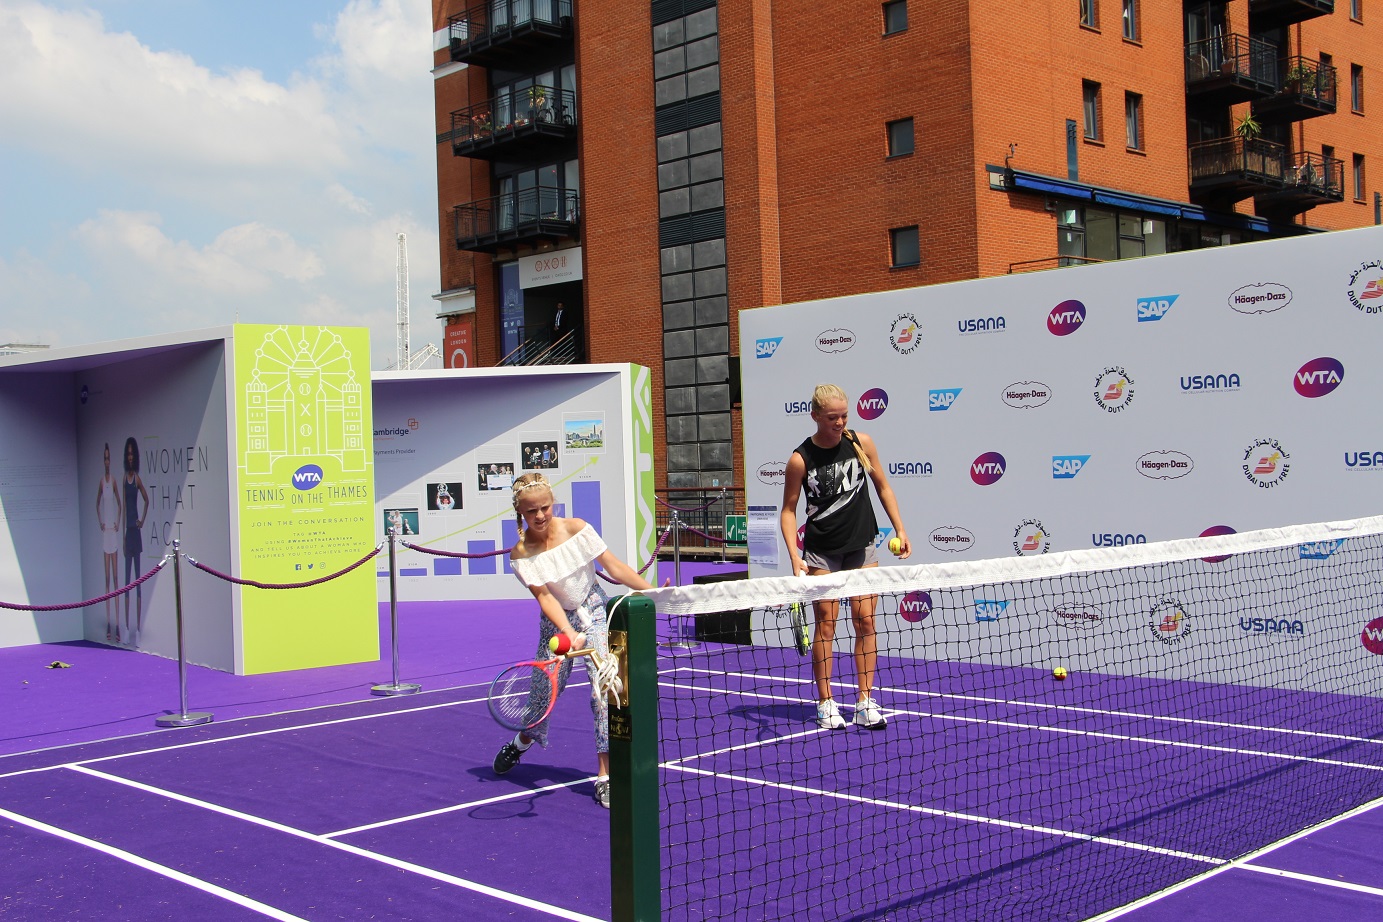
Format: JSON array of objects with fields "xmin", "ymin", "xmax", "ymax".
[
  {"xmin": 292, "ymin": 464, "xmax": 324, "ymax": 490},
  {"xmin": 857, "ymin": 388, "xmax": 889, "ymax": 420},
  {"xmin": 1293, "ymin": 357, "xmax": 1344, "ymax": 397},
  {"xmin": 1047, "ymin": 299, "xmax": 1086, "ymax": 336},
  {"xmin": 1200, "ymin": 524, "xmax": 1236, "ymax": 563},
  {"xmin": 1362, "ymin": 617, "xmax": 1383, "ymax": 655},
  {"xmin": 900, "ymin": 591, "xmax": 933, "ymax": 624},
  {"xmin": 970, "ymin": 452, "xmax": 1006, "ymax": 485}
]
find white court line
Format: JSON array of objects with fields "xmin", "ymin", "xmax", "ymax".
[
  {"xmin": 325, "ymin": 777, "xmax": 594, "ymax": 838},
  {"xmin": 666, "ymin": 665, "xmax": 1383, "ymax": 749},
  {"xmin": 61, "ymin": 765, "xmax": 604, "ymax": 922},
  {"xmin": 1237, "ymin": 863, "xmax": 1383, "ymax": 897},
  {"xmin": 669, "ymin": 763, "xmax": 1222, "ymax": 865},
  {"xmin": 0, "ymin": 804, "xmax": 312, "ymax": 921}
]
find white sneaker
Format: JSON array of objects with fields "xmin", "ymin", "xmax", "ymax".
[
  {"xmin": 853, "ymin": 697, "xmax": 886, "ymax": 730},
  {"xmin": 816, "ymin": 699, "xmax": 846, "ymax": 730}
]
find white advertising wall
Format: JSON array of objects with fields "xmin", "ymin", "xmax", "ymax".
[
  {"xmin": 740, "ymin": 225, "xmax": 1383, "ymax": 575},
  {"xmin": 371, "ymin": 364, "xmax": 655, "ymax": 602}
]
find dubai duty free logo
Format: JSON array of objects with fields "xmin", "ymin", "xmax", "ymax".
[
  {"xmin": 1012, "ymin": 518, "xmax": 1051, "ymax": 555},
  {"xmin": 1149, "ymin": 598, "xmax": 1191, "ymax": 644},
  {"xmin": 1093, "ymin": 366, "xmax": 1135, "ymax": 413},
  {"xmin": 890, "ymin": 313, "xmax": 921, "ymax": 354},
  {"xmin": 1243, "ymin": 437, "xmax": 1291, "ymax": 489},
  {"xmin": 1346, "ymin": 259, "xmax": 1383, "ymax": 315}
]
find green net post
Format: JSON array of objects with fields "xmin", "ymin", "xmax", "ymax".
[{"xmin": 608, "ymin": 594, "xmax": 660, "ymax": 922}]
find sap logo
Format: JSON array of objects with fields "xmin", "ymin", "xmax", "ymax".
[
  {"xmin": 888, "ymin": 461, "xmax": 934, "ymax": 477},
  {"xmin": 958, "ymin": 316, "xmax": 1006, "ymax": 335},
  {"xmin": 929, "ymin": 388, "xmax": 962, "ymax": 411},
  {"xmin": 1002, "ymin": 382, "xmax": 1051, "ymax": 409},
  {"xmin": 292, "ymin": 464, "xmax": 324, "ymax": 490},
  {"xmin": 1345, "ymin": 451, "xmax": 1383, "ymax": 469},
  {"xmin": 1239, "ymin": 617, "xmax": 1305, "ymax": 635},
  {"xmin": 1137, "ymin": 295, "xmax": 1178, "ymax": 322},
  {"xmin": 1299, "ymin": 539, "xmax": 1344, "ymax": 560},
  {"xmin": 1052, "ymin": 455, "xmax": 1091, "ymax": 479},
  {"xmin": 974, "ymin": 599, "xmax": 1008, "ymax": 622},
  {"xmin": 1047, "ymin": 299, "xmax": 1086, "ymax": 336},
  {"xmin": 816, "ymin": 328, "xmax": 856, "ymax": 353},
  {"xmin": 857, "ymin": 387, "xmax": 889, "ymax": 420},
  {"xmin": 755, "ymin": 337, "xmax": 783, "ymax": 359},
  {"xmin": 1199, "ymin": 525, "xmax": 1237, "ymax": 564},
  {"xmin": 784, "ymin": 399, "xmax": 813, "ymax": 415},
  {"xmin": 1180, "ymin": 373, "xmax": 1241, "ymax": 392},
  {"xmin": 1137, "ymin": 450, "xmax": 1193, "ymax": 480},
  {"xmin": 900, "ymin": 590, "xmax": 933, "ymax": 624},
  {"xmin": 1294, "ymin": 357, "xmax": 1344, "ymax": 398},
  {"xmin": 1093, "ymin": 533, "xmax": 1146, "ymax": 547},
  {"xmin": 970, "ymin": 451, "xmax": 1006, "ymax": 486},
  {"xmin": 756, "ymin": 461, "xmax": 787, "ymax": 485},
  {"xmin": 930, "ymin": 525, "xmax": 975, "ymax": 553},
  {"xmin": 1229, "ymin": 282, "xmax": 1292, "ymax": 315},
  {"xmin": 1362, "ymin": 616, "xmax": 1383, "ymax": 655}
]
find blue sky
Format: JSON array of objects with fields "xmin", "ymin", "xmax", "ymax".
[{"xmin": 0, "ymin": 0, "xmax": 441, "ymax": 366}]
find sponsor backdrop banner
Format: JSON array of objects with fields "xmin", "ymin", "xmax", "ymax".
[
  {"xmin": 741, "ymin": 225, "xmax": 1383, "ymax": 683},
  {"xmin": 232, "ymin": 325, "xmax": 376, "ymax": 674}
]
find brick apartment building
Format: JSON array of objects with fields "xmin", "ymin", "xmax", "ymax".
[{"xmin": 430, "ymin": 0, "xmax": 1379, "ymax": 495}]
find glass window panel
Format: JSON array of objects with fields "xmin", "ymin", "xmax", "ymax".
[{"xmin": 1085, "ymin": 208, "xmax": 1118, "ymax": 261}]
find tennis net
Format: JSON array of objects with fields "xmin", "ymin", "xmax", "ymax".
[{"xmin": 616, "ymin": 515, "xmax": 1383, "ymax": 921}]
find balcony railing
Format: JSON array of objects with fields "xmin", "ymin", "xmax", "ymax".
[
  {"xmin": 453, "ymin": 187, "xmax": 580, "ymax": 253},
  {"xmin": 1007, "ymin": 256, "xmax": 1104, "ymax": 273},
  {"xmin": 1249, "ymin": 0, "xmax": 1333, "ymax": 29},
  {"xmin": 1257, "ymin": 151, "xmax": 1346, "ymax": 214},
  {"xmin": 1185, "ymin": 34, "xmax": 1279, "ymax": 105},
  {"xmin": 1189, "ymin": 136, "xmax": 1289, "ymax": 200},
  {"xmin": 448, "ymin": 0, "xmax": 573, "ymax": 67},
  {"xmin": 450, "ymin": 85, "xmax": 577, "ymax": 160},
  {"xmin": 1254, "ymin": 57, "xmax": 1337, "ymax": 122},
  {"xmin": 499, "ymin": 328, "xmax": 580, "ymax": 367}
]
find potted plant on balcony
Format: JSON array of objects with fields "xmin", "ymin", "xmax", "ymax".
[
  {"xmin": 1284, "ymin": 61, "xmax": 1315, "ymax": 95},
  {"xmin": 471, "ymin": 112, "xmax": 493, "ymax": 137},
  {"xmin": 1235, "ymin": 112, "xmax": 1262, "ymax": 141}
]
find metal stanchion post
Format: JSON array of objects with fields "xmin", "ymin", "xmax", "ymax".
[
  {"xmin": 156, "ymin": 540, "xmax": 213, "ymax": 728},
  {"xmin": 659, "ymin": 511, "xmax": 700, "ymax": 650},
  {"xmin": 373, "ymin": 531, "xmax": 421, "ymax": 696}
]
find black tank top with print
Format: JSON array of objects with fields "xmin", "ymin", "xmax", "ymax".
[{"xmin": 793, "ymin": 432, "xmax": 878, "ymax": 555}]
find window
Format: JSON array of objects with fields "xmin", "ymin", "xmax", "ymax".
[
  {"xmin": 1354, "ymin": 154, "xmax": 1366, "ymax": 200},
  {"xmin": 1058, "ymin": 206, "xmax": 1167, "ymax": 263},
  {"xmin": 1122, "ymin": 0, "xmax": 1139, "ymax": 40},
  {"xmin": 1080, "ymin": 0, "xmax": 1099, "ymax": 28},
  {"xmin": 890, "ymin": 226, "xmax": 920, "ymax": 267},
  {"xmin": 883, "ymin": 1, "xmax": 907, "ymax": 34},
  {"xmin": 1351, "ymin": 64, "xmax": 1364, "ymax": 112},
  {"xmin": 887, "ymin": 118, "xmax": 914, "ymax": 156},
  {"xmin": 1083, "ymin": 81, "xmax": 1102, "ymax": 140},
  {"xmin": 1351, "ymin": 0, "xmax": 1362, "ymax": 21},
  {"xmin": 1125, "ymin": 92, "xmax": 1143, "ymax": 149}
]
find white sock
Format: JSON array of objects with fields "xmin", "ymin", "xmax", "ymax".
[
  {"xmin": 595, "ymin": 774, "xmax": 609, "ymax": 782},
  {"xmin": 513, "ymin": 733, "xmax": 533, "ymax": 751}
]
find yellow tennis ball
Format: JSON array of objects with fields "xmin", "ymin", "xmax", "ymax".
[
  {"xmin": 888, "ymin": 537, "xmax": 903, "ymax": 555},
  {"xmin": 1053, "ymin": 667, "xmax": 1068, "ymax": 680}
]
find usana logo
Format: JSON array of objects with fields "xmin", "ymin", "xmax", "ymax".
[
  {"xmin": 1013, "ymin": 518, "xmax": 1051, "ymax": 555},
  {"xmin": 888, "ymin": 460, "xmax": 934, "ymax": 478},
  {"xmin": 890, "ymin": 313, "xmax": 921, "ymax": 354},
  {"xmin": 1093, "ymin": 366, "xmax": 1135, "ymax": 412},
  {"xmin": 1180, "ymin": 372, "xmax": 1241, "ymax": 393},
  {"xmin": 1345, "ymin": 450, "xmax": 1383, "ymax": 471},
  {"xmin": 1093, "ymin": 532, "xmax": 1146, "ymax": 547},
  {"xmin": 1293, "ymin": 357, "xmax": 1344, "ymax": 398},
  {"xmin": 1345, "ymin": 260, "xmax": 1383, "ymax": 315},
  {"xmin": 1149, "ymin": 598, "xmax": 1191, "ymax": 644},
  {"xmin": 1243, "ymin": 437, "xmax": 1291, "ymax": 488},
  {"xmin": 1229, "ymin": 282, "xmax": 1292, "ymax": 315},
  {"xmin": 958, "ymin": 315, "xmax": 1006, "ymax": 335},
  {"xmin": 1239, "ymin": 617, "xmax": 1305, "ymax": 636},
  {"xmin": 1137, "ymin": 450, "xmax": 1194, "ymax": 480},
  {"xmin": 1002, "ymin": 381, "xmax": 1051, "ymax": 409}
]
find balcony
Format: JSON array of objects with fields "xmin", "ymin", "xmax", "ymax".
[
  {"xmin": 499, "ymin": 326, "xmax": 581, "ymax": 366},
  {"xmin": 1189, "ymin": 136, "xmax": 1288, "ymax": 201},
  {"xmin": 453, "ymin": 187, "xmax": 580, "ymax": 253},
  {"xmin": 448, "ymin": 0, "xmax": 573, "ymax": 68},
  {"xmin": 1249, "ymin": 0, "xmax": 1333, "ymax": 29},
  {"xmin": 451, "ymin": 86, "xmax": 577, "ymax": 162},
  {"xmin": 1008, "ymin": 256, "xmax": 1103, "ymax": 273},
  {"xmin": 1256, "ymin": 151, "xmax": 1346, "ymax": 215},
  {"xmin": 1185, "ymin": 34, "xmax": 1279, "ymax": 106},
  {"xmin": 1254, "ymin": 57, "xmax": 1337, "ymax": 123}
]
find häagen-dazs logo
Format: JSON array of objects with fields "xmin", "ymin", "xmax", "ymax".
[
  {"xmin": 1002, "ymin": 381, "xmax": 1051, "ymax": 409},
  {"xmin": 292, "ymin": 463, "xmax": 324, "ymax": 490},
  {"xmin": 757, "ymin": 461, "xmax": 786, "ymax": 485},
  {"xmin": 1293, "ymin": 357, "xmax": 1344, "ymax": 398},
  {"xmin": 857, "ymin": 388, "xmax": 889, "ymax": 420},
  {"xmin": 1229, "ymin": 282, "xmax": 1292, "ymax": 315},
  {"xmin": 1346, "ymin": 259, "xmax": 1383, "ymax": 315},
  {"xmin": 890, "ymin": 313, "xmax": 921, "ymax": 354},
  {"xmin": 1047, "ymin": 299, "xmax": 1086, "ymax": 336},
  {"xmin": 900, "ymin": 590, "xmax": 933, "ymax": 623},
  {"xmin": 1051, "ymin": 595, "xmax": 1103, "ymax": 631},
  {"xmin": 816, "ymin": 328, "xmax": 856, "ymax": 353},
  {"xmin": 1149, "ymin": 598, "xmax": 1191, "ymax": 644},
  {"xmin": 1093, "ymin": 366, "xmax": 1134, "ymax": 412},
  {"xmin": 1013, "ymin": 518, "xmax": 1051, "ymax": 555},
  {"xmin": 1137, "ymin": 450, "xmax": 1194, "ymax": 480},
  {"xmin": 930, "ymin": 525, "xmax": 975, "ymax": 553},
  {"xmin": 1243, "ymin": 437, "xmax": 1290, "ymax": 488},
  {"xmin": 970, "ymin": 452, "xmax": 1006, "ymax": 486}
]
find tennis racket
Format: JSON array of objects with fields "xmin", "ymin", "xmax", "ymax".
[
  {"xmin": 769, "ymin": 602, "xmax": 811, "ymax": 656},
  {"xmin": 487, "ymin": 633, "xmax": 595, "ymax": 731}
]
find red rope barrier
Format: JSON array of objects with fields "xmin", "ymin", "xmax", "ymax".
[
  {"xmin": 0, "ymin": 557, "xmax": 170, "ymax": 611},
  {"xmin": 402, "ymin": 540, "xmax": 516, "ymax": 559},
  {"xmin": 187, "ymin": 544, "xmax": 383, "ymax": 590}
]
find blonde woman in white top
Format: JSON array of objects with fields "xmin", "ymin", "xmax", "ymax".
[{"xmin": 493, "ymin": 472, "xmax": 662, "ymax": 808}]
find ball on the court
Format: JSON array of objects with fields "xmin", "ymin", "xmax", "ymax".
[
  {"xmin": 888, "ymin": 537, "xmax": 903, "ymax": 555},
  {"xmin": 1053, "ymin": 666, "xmax": 1068, "ymax": 680},
  {"xmin": 550, "ymin": 634, "xmax": 572, "ymax": 655}
]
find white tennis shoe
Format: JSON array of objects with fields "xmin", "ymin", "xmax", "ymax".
[
  {"xmin": 853, "ymin": 697, "xmax": 886, "ymax": 730},
  {"xmin": 816, "ymin": 699, "xmax": 846, "ymax": 730}
]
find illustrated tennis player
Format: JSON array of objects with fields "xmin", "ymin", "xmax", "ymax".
[
  {"xmin": 780, "ymin": 383, "xmax": 911, "ymax": 730},
  {"xmin": 492, "ymin": 473, "xmax": 665, "ymax": 808}
]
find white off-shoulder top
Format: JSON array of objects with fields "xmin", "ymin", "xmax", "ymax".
[{"xmin": 510, "ymin": 523, "xmax": 608, "ymax": 613}]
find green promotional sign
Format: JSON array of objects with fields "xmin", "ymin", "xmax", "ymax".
[
  {"xmin": 232, "ymin": 325, "xmax": 376, "ymax": 674},
  {"xmin": 725, "ymin": 514, "xmax": 747, "ymax": 545}
]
